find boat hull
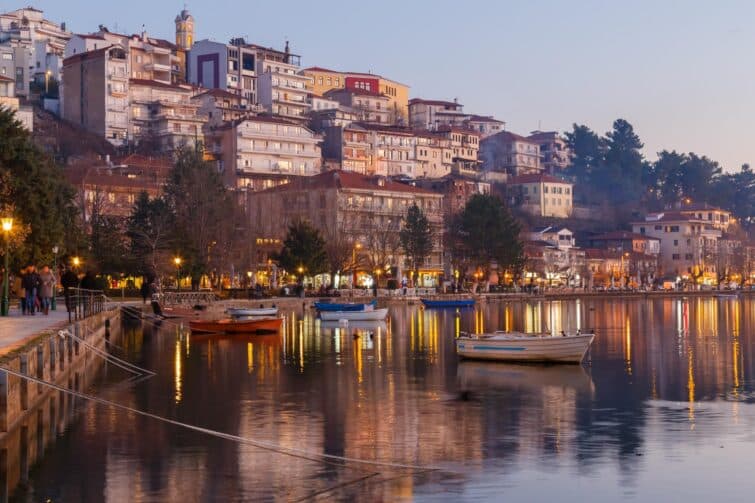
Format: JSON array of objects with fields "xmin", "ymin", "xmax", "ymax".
[
  {"xmin": 319, "ymin": 308, "xmax": 389, "ymax": 321},
  {"xmin": 456, "ymin": 333, "xmax": 594, "ymax": 363},
  {"xmin": 189, "ymin": 317, "xmax": 283, "ymax": 334},
  {"xmin": 314, "ymin": 300, "xmax": 377, "ymax": 312},
  {"xmin": 227, "ymin": 307, "xmax": 279, "ymax": 317},
  {"xmin": 421, "ymin": 298, "xmax": 475, "ymax": 308}
]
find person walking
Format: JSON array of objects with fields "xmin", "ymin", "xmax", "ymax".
[
  {"xmin": 12, "ymin": 268, "xmax": 26, "ymax": 315},
  {"xmin": 60, "ymin": 266, "xmax": 79, "ymax": 313},
  {"xmin": 22, "ymin": 265, "xmax": 41, "ymax": 315},
  {"xmin": 140, "ymin": 277, "xmax": 150, "ymax": 304},
  {"xmin": 38, "ymin": 265, "xmax": 56, "ymax": 315}
]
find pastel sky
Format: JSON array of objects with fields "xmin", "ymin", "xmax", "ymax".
[{"xmin": 11, "ymin": 0, "xmax": 755, "ymax": 172}]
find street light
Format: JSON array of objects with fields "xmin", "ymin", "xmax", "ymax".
[
  {"xmin": 72, "ymin": 256, "xmax": 81, "ymax": 269},
  {"xmin": 352, "ymin": 242, "xmax": 362, "ymax": 287},
  {"xmin": 51, "ymin": 245, "xmax": 59, "ymax": 311},
  {"xmin": 174, "ymin": 256, "xmax": 182, "ymax": 291},
  {"xmin": 44, "ymin": 69, "xmax": 52, "ymax": 95},
  {"xmin": 1, "ymin": 217, "xmax": 13, "ymax": 316}
]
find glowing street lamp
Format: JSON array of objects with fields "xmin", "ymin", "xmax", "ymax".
[
  {"xmin": 1, "ymin": 217, "xmax": 13, "ymax": 316},
  {"xmin": 51, "ymin": 245, "xmax": 59, "ymax": 311},
  {"xmin": 174, "ymin": 256, "xmax": 182, "ymax": 291},
  {"xmin": 72, "ymin": 256, "xmax": 81, "ymax": 269}
]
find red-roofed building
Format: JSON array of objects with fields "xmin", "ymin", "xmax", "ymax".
[
  {"xmin": 409, "ymin": 97, "xmax": 467, "ymax": 130},
  {"xmin": 588, "ymin": 231, "xmax": 661, "ymax": 255},
  {"xmin": 507, "ymin": 174, "xmax": 573, "ymax": 218},
  {"xmin": 528, "ymin": 130, "xmax": 571, "ymax": 174},
  {"xmin": 246, "ymin": 170, "xmax": 445, "ymax": 287},
  {"xmin": 205, "ymin": 115, "xmax": 322, "ymax": 192},
  {"xmin": 302, "ymin": 67, "xmax": 409, "ymax": 123},
  {"xmin": 323, "ymin": 88, "xmax": 391, "ymax": 124},
  {"xmin": 480, "ymin": 130, "xmax": 542, "ymax": 177}
]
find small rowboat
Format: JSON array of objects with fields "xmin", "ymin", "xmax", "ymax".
[
  {"xmin": 456, "ymin": 331, "xmax": 595, "ymax": 364},
  {"xmin": 421, "ymin": 298, "xmax": 475, "ymax": 308},
  {"xmin": 319, "ymin": 308, "xmax": 389, "ymax": 321},
  {"xmin": 227, "ymin": 307, "xmax": 278, "ymax": 317},
  {"xmin": 189, "ymin": 317, "xmax": 283, "ymax": 334},
  {"xmin": 314, "ymin": 300, "xmax": 377, "ymax": 312},
  {"xmin": 457, "ymin": 361, "xmax": 595, "ymax": 394}
]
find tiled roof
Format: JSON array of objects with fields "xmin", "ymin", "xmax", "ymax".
[
  {"xmin": 63, "ymin": 45, "xmax": 113, "ymax": 65},
  {"xmin": 509, "ymin": 174, "xmax": 571, "ymax": 185},
  {"xmin": 259, "ymin": 170, "xmax": 439, "ymax": 196},
  {"xmin": 467, "ymin": 114, "xmax": 503, "ymax": 124},
  {"xmin": 0, "ymin": 75, "xmax": 14, "ymax": 82},
  {"xmin": 129, "ymin": 78, "xmax": 191, "ymax": 91},
  {"xmin": 324, "ymin": 87, "xmax": 387, "ymax": 98},
  {"xmin": 590, "ymin": 231, "xmax": 659, "ymax": 241},
  {"xmin": 678, "ymin": 202, "xmax": 726, "ymax": 212},
  {"xmin": 193, "ymin": 88, "xmax": 243, "ymax": 100},
  {"xmin": 409, "ymin": 98, "xmax": 462, "ymax": 107},
  {"xmin": 485, "ymin": 130, "xmax": 537, "ymax": 144},
  {"xmin": 73, "ymin": 33, "xmax": 106, "ymax": 40},
  {"xmin": 115, "ymin": 154, "xmax": 173, "ymax": 170}
]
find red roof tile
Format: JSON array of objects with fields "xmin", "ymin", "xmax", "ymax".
[
  {"xmin": 509, "ymin": 174, "xmax": 571, "ymax": 185},
  {"xmin": 590, "ymin": 231, "xmax": 659, "ymax": 241},
  {"xmin": 129, "ymin": 78, "xmax": 191, "ymax": 91},
  {"xmin": 259, "ymin": 170, "xmax": 440, "ymax": 196},
  {"xmin": 409, "ymin": 98, "xmax": 461, "ymax": 107}
]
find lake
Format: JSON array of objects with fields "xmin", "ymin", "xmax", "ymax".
[{"xmin": 13, "ymin": 297, "xmax": 755, "ymax": 502}]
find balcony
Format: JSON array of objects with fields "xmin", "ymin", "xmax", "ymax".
[{"xmin": 145, "ymin": 62, "xmax": 172, "ymax": 73}]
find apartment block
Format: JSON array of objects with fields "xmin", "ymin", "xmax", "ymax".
[
  {"xmin": 508, "ymin": 174, "xmax": 573, "ymax": 218},
  {"xmin": 480, "ymin": 130, "xmax": 542, "ymax": 176},
  {"xmin": 323, "ymin": 87, "xmax": 390, "ymax": 124},
  {"xmin": 528, "ymin": 130, "xmax": 571, "ymax": 174}
]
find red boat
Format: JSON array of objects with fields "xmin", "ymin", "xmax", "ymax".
[{"xmin": 189, "ymin": 317, "xmax": 283, "ymax": 334}]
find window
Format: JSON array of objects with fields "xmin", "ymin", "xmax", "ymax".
[
  {"xmin": 173, "ymin": 123, "xmax": 181, "ymax": 132},
  {"xmin": 673, "ymin": 240, "xmax": 678, "ymax": 246},
  {"xmin": 685, "ymin": 253, "xmax": 693, "ymax": 260},
  {"xmin": 242, "ymin": 53, "xmax": 255, "ymax": 71},
  {"xmin": 639, "ymin": 227, "xmax": 646, "ymax": 234},
  {"xmin": 670, "ymin": 225, "xmax": 679, "ymax": 232},
  {"xmin": 318, "ymin": 77, "xmax": 323, "ymax": 85},
  {"xmin": 654, "ymin": 225, "xmax": 662, "ymax": 230},
  {"xmin": 544, "ymin": 186, "xmax": 549, "ymax": 194},
  {"xmin": 672, "ymin": 254, "xmax": 681, "ymax": 260}
]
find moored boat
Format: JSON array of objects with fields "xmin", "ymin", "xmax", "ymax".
[
  {"xmin": 189, "ymin": 317, "xmax": 283, "ymax": 334},
  {"xmin": 421, "ymin": 298, "xmax": 475, "ymax": 308},
  {"xmin": 319, "ymin": 308, "xmax": 389, "ymax": 321},
  {"xmin": 227, "ymin": 307, "xmax": 279, "ymax": 317},
  {"xmin": 456, "ymin": 331, "xmax": 595, "ymax": 363},
  {"xmin": 457, "ymin": 360, "xmax": 595, "ymax": 394},
  {"xmin": 314, "ymin": 300, "xmax": 377, "ymax": 312},
  {"xmin": 319, "ymin": 319, "xmax": 388, "ymax": 331}
]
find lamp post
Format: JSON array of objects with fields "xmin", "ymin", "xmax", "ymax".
[
  {"xmin": 44, "ymin": 69, "xmax": 51, "ymax": 95},
  {"xmin": 1, "ymin": 217, "xmax": 13, "ymax": 316},
  {"xmin": 174, "ymin": 256, "xmax": 182, "ymax": 292},
  {"xmin": 352, "ymin": 242, "xmax": 362, "ymax": 288},
  {"xmin": 51, "ymin": 245, "xmax": 59, "ymax": 310}
]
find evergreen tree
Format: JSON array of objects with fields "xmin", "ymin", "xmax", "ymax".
[
  {"xmin": 399, "ymin": 203, "xmax": 433, "ymax": 281},
  {"xmin": 602, "ymin": 119, "xmax": 645, "ymax": 202},
  {"xmin": 276, "ymin": 221, "xmax": 328, "ymax": 276},
  {"xmin": 449, "ymin": 194, "xmax": 524, "ymax": 284},
  {"xmin": 0, "ymin": 106, "xmax": 80, "ymax": 267}
]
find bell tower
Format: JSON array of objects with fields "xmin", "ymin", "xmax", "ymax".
[{"xmin": 175, "ymin": 7, "xmax": 194, "ymax": 51}]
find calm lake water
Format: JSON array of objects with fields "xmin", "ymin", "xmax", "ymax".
[{"xmin": 13, "ymin": 297, "xmax": 755, "ymax": 502}]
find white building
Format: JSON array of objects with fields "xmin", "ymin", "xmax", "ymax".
[
  {"xmin": 409, "ymin": 98, "xmax": 467, "ymax": 130},
  {"xmin": 257, "ymin": 60, "xmax": 311, "ymax": 120},
  {"xmin": 208, "ymin": 115, "xmax": 322, "ymax": 190},
  {"xmin": 0, "ymin": 7, "xmax": 70, "ymax": 95},
  {"xmin": 0, "ymin": 74, "xmax": 33, "ymax": 130},
  {"xmin": 508, "ymin": 174, "xmax": 573, "ymax": 218}
]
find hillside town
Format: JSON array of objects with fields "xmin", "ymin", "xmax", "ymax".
[{"xmin": 1, "ymin": 6, "xmax": 754, "ymax": 294}]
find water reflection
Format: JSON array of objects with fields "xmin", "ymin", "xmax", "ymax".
[{"xmin": 14, "ymin": 297, "xmax": 755, "ymax": 501}]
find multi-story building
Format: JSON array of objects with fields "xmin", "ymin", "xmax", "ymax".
[
  {"xmin": 189, "ymin": 38, "xmax": 307, "ymax": 114},
  {"xmin": 64, "ymin": 154, "xmax": 171, "ymax": 222},
  {"xmin": 436, "ymin": 126, "xmax": 481, "ymax": 168},
  {"xmin": 246, "ymin": 170, "xmax": 444, "ymax": 286},
  {"xmin": 129, "ymin": 79, "xmax": 205, "ymax": 153},
  {"xmin": 302, "ymin": 66, "xmax": 409, "ymax": 123},
  {"xmin": 62, "ymin": 45, "xmax": 130, "ymax": 145},
  {"xmin": 480, "ymin": 130, "xmax": 542, "ymax": 176},
  {"xmin": 587, "ymin": 231, "xmax": 661, "ymax": 256},
  {"xmin": 0, "ymin": 7, "xmax": 71, "ymax": 95},
  {"xmin": 466, "ymin": 115, "xmax": 505, "ymax": 138},
  {"xmin": 527, "ymin": 226, "xmax": 576, "ymax": 249},
  {"xmin": 409, "ymin": 98, "xmax": 467, "ymax": 130},
  {"xmin": 414, "ymin": 133, "xmax": 450, "ymax": 179},
  {"xmin": 66, "ymin": 29, "xmax": 183, "ymax": 85},
  {"xmin": 413, "ymin": 175, "xmax": 490, "ymax": 220},
  {"xmin": 359, "ymin": 123, "xmax": 418, "ymax": 177},
  {"xmin": 0, "ymin": 73, "xmax": 33, "ymax": 130},
  {"xmin": 323, "ymin": 87, "xmax": 390, "ymax": 124},
  {"xmin": 676, "ymin": 202, "xmax": 733, "ymax": 231},
  {"xmin": 321, "ymin": 123, "xmax": 372, "ymax": 175},
  {"xmin": 632, "ymin": 211, "xmax": 723, "ymax": 283},
  {"xmin": 508, "ymin": 174, "xmax": 573, "ymax": 218},
  {"xmin": 206, "ymin": 115, "xmax": 322, "ymax": 191},
  {"xmin": 528, "ymin": 130, "xmax": 571, "ymax": 174},
  {"xmin": 191, "ymin": 88, "xmax": 259, "ymax": 127}
]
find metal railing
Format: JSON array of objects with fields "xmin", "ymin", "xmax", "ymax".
[
  {"xmin": 66, "ymin": 287, "xmax": 107, "ymax": 322},
  {"xmin": 159, "ymin": 291, "xmax": 217, "ymax": 306}
]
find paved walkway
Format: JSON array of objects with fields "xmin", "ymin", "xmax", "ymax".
[{"xmin": 0, "ymin": 308, "xmax": 72, "ymax": 357}]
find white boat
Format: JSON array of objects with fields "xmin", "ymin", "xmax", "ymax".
[
  {"xmin": 456, "ymin": 331, "xmax": 595, "ymax": 363},
  {"xmin": 714, "ymin": 292, "xmax": 739, "ymax": 300},
  {"xmin": 227, "ymin": 307, "xmax": 279, "ymax": 317},
  {"xmin": 319, "ymin": 308, "xmax": 389, "ymax": 321}
]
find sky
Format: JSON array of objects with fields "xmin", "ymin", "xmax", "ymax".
[{"xmin": 7, "ymin": 0, "xmax": 755, "ymax": 172}]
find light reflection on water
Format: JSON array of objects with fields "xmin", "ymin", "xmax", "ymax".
[{"xmin": 14, "ymin": 296, "xmax": 755, "ymax": 501}]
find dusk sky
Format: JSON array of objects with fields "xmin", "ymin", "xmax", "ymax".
[{"xmin": 14, "ymin": 0, "xmax": 755, "ymax": 172}]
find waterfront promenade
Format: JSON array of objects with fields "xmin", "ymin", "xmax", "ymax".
[{"xmin": 0, "ymin": 309, "xmax": 71, "ymax": 358}]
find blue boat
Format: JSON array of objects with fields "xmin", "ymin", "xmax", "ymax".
[
  {"xmin": 421, "ymin": 298, "xmax": 476, "ymax": 308},
  {"xmin": 314, "ymin": 299, "xmax": 377, "ymax": 312}
]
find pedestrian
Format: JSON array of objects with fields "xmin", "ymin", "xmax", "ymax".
[
  {"xmin": 60, "ymin": 266, "xmax": 79, "ymax": 312},
  {"xmin": 401, "ymin": 276, "xmax": 408, "ymax": 296},
  {"xmin": 140, "ymin": 277, "xmax": 150, "ymax": 304},
  {"xmin": 22, "ymin": 265, "xmax": 41, "ymax": 315},
  {"xmin": 13, "ymin": 267, "xmax": 26, "ymax": 314},
  {"xmin": 38, "ymin": 265, "xmax": 56, "ymax": 315}
]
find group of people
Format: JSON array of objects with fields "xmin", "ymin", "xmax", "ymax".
[
  {"xmin": 7, "ymin": 265, "xmax": 91, "ymax": 315},
  {"xmin": 10, "ymin": 265, "xmax": 57, "ymax": 315}
]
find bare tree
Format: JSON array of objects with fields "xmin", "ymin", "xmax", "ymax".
[{"xmin": 362, "ymin": 214, "xmax": 401, "ymax": 286}]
